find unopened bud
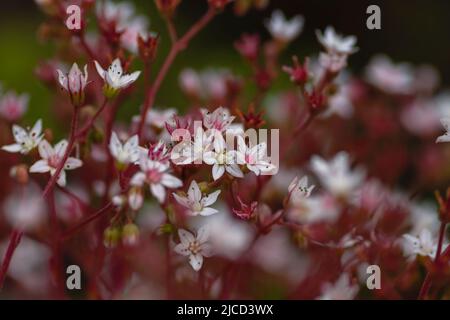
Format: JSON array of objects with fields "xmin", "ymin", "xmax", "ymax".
[
  {"xmin": 103, "ymin": 226, "xmax": 121, "ymax": 248},
  {"xmin": 122, "ymin": 223, "xmax": 140, "ymax": 246},
  {"xmin": 9, "ymin": 164, "xmax": 29, "ymax": 184},
  {"xmin": 128, "ymin": 187, "xmax": 144, "ymax": 211}
]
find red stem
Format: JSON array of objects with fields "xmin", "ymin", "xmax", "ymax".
[
  {"xmin": 61, "ymin": 202, "xmax": 114, "ymax": 241},
  {"xmin": 0, "ymin": 229, "xmax": 23, "ymax": 289},
  {"xmin": 75, "ymin": 98, "xmax": 108, "ymax": 139},
  {"xmin": 418, "ymin": 222, "xmax": 447, "ymax": 299},
  {"xmin": 42, "ymin": 105, "xmax": 80, "ymax": 198},
  {"xmin": 136, "ymin": 7, "xmax": 216, "ymax": 139}
]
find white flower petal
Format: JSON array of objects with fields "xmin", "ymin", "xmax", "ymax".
[
  {"xmin": 199, "ymin": 207, "xmax": 218, "ymax": 216},
  {"xmin": 189, "ymin": 253, "xmax": 203, "ymax": 271},
  {"xmin": 161, "ymin": 173, "xmax": 182, "ymax": 189},
  {"xmin": 201, "ymin": 189, "xmax": 221, "ymax": 207},
  {"xmin": 64, "ymin": 157, "xmax": 83, "ymax": 170},
  {"xmin": 38, "ymin": 140, "xmax": 54, "ymax": 159},
  {"xmin": 212, "ymin": 164, "xmax": 225, "ymax": 180},
  {"xmin": 187, "ymin": 180, "xmax": 201, "ymax": 203},
  {"xmin": 150, "ymin": 183, "xmax": 166, "ymax": 203},
  {"xmin": 2, "ymin": 143, "xmax": 22, "ymax": 153},
  {"xmin": 29, "ymin": 159, "xmax": 50, "ymax": 173},
  {"xmin": 178, "ymin": 228, "xmax": 195, "ymax": 245}
]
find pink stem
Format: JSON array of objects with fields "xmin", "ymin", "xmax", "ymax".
[
  {"xmin": 0, "ymin": 229, "xmax": 23, "ymax": 289},
  {"xmin": 136, "ymin": 7, "xmax": 216, "ymax": 139},
  {"xmin": 418, "ymin": 222, "xmax": 447, "ymax": 299},
  {"xmin": 61, "ymin": 202, "xmax": 114, "ymax": 241},
  {"xmin": 42, "ymin": 105, "xmax": 80, "ymax": 198}
]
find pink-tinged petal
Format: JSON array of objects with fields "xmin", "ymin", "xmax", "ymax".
[
  {"xmin": 199, "ymin": 207, "xmax": 218, "ymax": 216},
  {"xmin": 196, "ymin": 226, "xmax": 210, "ymax": 243},
  {"xmin": 187, "ymin": 180, "xmax": 201, "ymax": 203},
  {"xmin": 12, "ymin": 125, "xmax": 27, "ymax": 143},
  {"xmin": 174, "ymin": 243, "xmax": 190, "ymax": 256},
  {"xmin": 201, "ymin": 190, "xmax": 221, "ymax": 207},
  {"xmin": 65, "ymin": 157, "xmax": 83, "ymax": 170},
  {"xmin": 161, "ymin": 173, "xmax": 182, "ymax": 188},
  {"xmin": 56, "ymin": 69, "xmax": 68, "ymax": 90},
  {"xmin": 150, "ymin": 183, "xmax": 166, "ymax": 203},
  {"xmin": 173, "ymin": 193, "xmax": 191, "ymax": 208},
  {"xmin": 38, "ymin": 140, "xmax": 54, "ymax": 159},
  {"xmin": 200, "ymin": 243, "xmax": 214, "ymax": 257},
  {"xmin": 82, "ymin": 64, "xmax": 89, "ymax": 87},
  {"xmin": 236, "ymin": 135, "xmax": 247, "ymax": 154},
  {"xmin": 130, "ymin": 172, "xmax": 146, "ymax": 186},
  {"xmin": 94, "ymin": 61, "xmax": 106, "ymax": 80},
  {"xmin": 138, "ymin": 153, "xmax": 149, "ymax": 171},
  {"xmin": 178, "ymin": 228, "xmax": 195, "ymax": 245},
  {"xmin": 1, "ymin": 143, "xmax": 22, "ymax": 153},
  {"xmin": 56, "ymin": 170, "xmax": 67, "ymax": 187},
  {"xmin": 54, "ymin": 140, "xmax": 68, "ymax": 158},
  {"xmin": 109, "ymin": 132, "xmax": 122, "ymax": 158},
  {"xmin": 212, "ymin": 164, "xmax": 225, "ymax": 180},
  {"xmin": 226, "ymin": 164, "xmax": 243, "ymax": 178},
  {"xmin": 189, "ymin": 253, "xmax": 203, "ymax": 271},
  {"xmin": 29, "ymin": 159, "xmax": 50, "ymax": 173}
]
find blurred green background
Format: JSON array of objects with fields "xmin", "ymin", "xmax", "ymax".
[{"xmin": 1, "ymin": 0, "xmax": 450, "ymax": 126}]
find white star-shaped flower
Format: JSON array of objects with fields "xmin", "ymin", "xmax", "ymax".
[
  {"xmin": 109, "ymin": 132, "xmax": 140, "ymax": 165},
  {"xmin": 316, "ymin": 26, "xmax": 358, "ymax": 55},
  {"xmin": 56, "ymin": 63, "xmax": 89, "ymax": 105},
  {"xmin": 29, "ymin": 139, "xmax": 83, "ymax": 187},
  {"xmin": 265, "ymin": 10, "xmax": 304, "ymax": 43},
  {"xmin": 310, "ymin": 152, "xmax": 365, "ymax": 199},
  {"xmin": 130, "ymin": 154, "xmax": 182, "ymax": 203},
  {"xmin": 202, "ymin": 107, "xmax": 235, "ymax": 132},
  {"xmin": 173, "ymin": 180, "xmax": 221, "ymax": 216},
  {"xmin": 318, "ymin": 273, "xmax": 359, "ymax": 300},
  {"xmin": 288, "ymin": 176, "xmax": 315, "ymax": 202},
  {"xmin": 94, "ymin": 58, "xmax": 140, "ymax": 97},
  {"xmin": 403, "ymin": 229, "xmax": 437, "ymax": 259},
  {"xmin": 203, "ymin": 133, "xmax": 243, "ymax": 181},
  {"xmin": 2, "ymin": 119, "xmax": 43, "ymax": 154},
  {"xmin": 174, "ymin": 227, "xmax": 213, "ymax": 271},
  {"xmin": 436, "ymin": 118, "xmax": 450, "ymax": 143},
  {"xmin": 171, "ymin": 127, "xmax": 214, "ymax": 165},
  {"xmin": 236, "ymin": 135, "xmax": 275, "ymax": 175}
]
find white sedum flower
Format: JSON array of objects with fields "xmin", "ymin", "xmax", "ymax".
[
  {"xmin": 2, "ymin": 119, "xmax": 43, "ymax": 154},
  {"xmin": 57, "ymin": 63, "xmax": 88, "ymax": 105},
  {"xmin": 265, "ymin": 10, "xmax": 304, "ymax": 43},
  {"xmin": 310, "ymin": 152, "xmax": 365, "ymax": 199},
  {"xmin": 203, "ymin": 133, "xmax": 243, "ymax": 181},
  {"xmin": 318, "ymin": 273, "xmax": 359, "ymax": 300},
  {"xmin": 316, "ymin": 26, "xmax": 358, "ymax": 55},
  {"xmin": 29, "ymin": 139, "xmax": 83, "ymax": 187},
  {"xmin": 236, "ymin": 136, "xmax": 275, "ymax": 175},
  {"xmin": 202, "ymin": 107, "xmax": 235, "ymax": 132},
  {"xmin": 94, "ymin": 58, "xmax": 140, "ymax": 97},
  {"xmin": 403, "ymin": 229, "xmax": 437, "ymax": 259},
  {"xmin": 174, "ymin": 227, "xmax": 213, "ymax": 271},
  {"xmin": 436, "ymin": 118, "xmax": 450, "ymax": 143},
  {"xmin": 173, "ymin": 180, "xmax": 221, "ymax": 216},
  {"xmin": 288, "ymin": 176, "xmax": 315, "ymax": 201},
  {"xmin": 109, "ymin": 132, "xmax": 140, "ymax": 165},
  {"xmin": 130, "ymin": 154, "xmax": 182, "ymax": 203}
]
